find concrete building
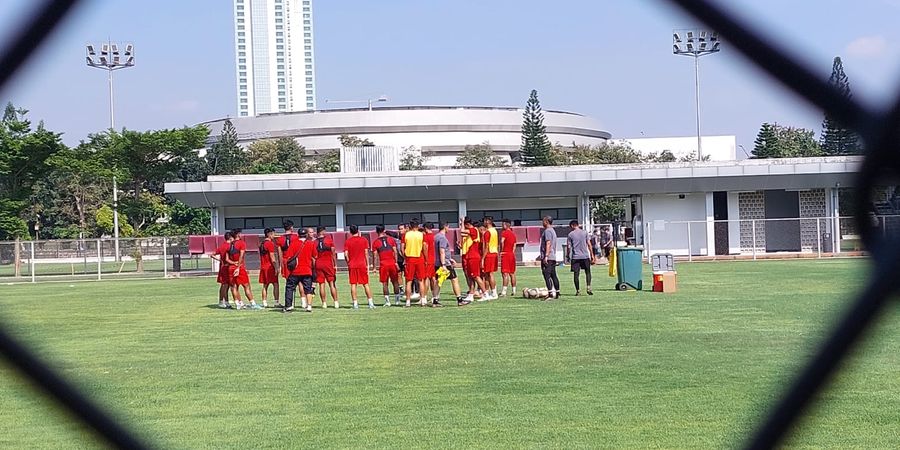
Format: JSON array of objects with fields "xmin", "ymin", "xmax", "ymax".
[
  {"xmin": 203, "ymin": 106, "xmax": 612, "ymax": 166},
  {"xmin": 166, "ymin": 156, "xmax": 860, "ymax": 260},
  {"xmin": 233, "ymin": 0, "xmax": 315, "ymax": 117}
]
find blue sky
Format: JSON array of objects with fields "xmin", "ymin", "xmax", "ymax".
[{"xmin": 1, "ymin": 0, "xmax": 899, "ymax": 150}]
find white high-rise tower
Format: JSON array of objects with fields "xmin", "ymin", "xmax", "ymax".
[{"xmin": 233, "ymin": 0, "xmax": 316, "ymax": 117}]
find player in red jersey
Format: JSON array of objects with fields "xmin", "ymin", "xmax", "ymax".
[
  {"xmin": 211, "ymin": 231, "xmax": 235, "ymax": 309},
  {"xmin": 258, "ymin": 228, "xmax": 280, "ymax": 308},
  {"xmin": 499, "ymin": 218, "xmax": 518, "ymax": 297},
  {"xmin": 314, "ymin": 226, "xmax": 339, "ymax": 309},
  {"xmin": 280, "ymin": 230, "xmax": 305, "ymax": 313},
  {"xmin": 297, "ymin": 228, "xmax": 318, "ymax": 312},
  {"xmin": 372, "ymin": 224, "xmax": 400, "ymax": 307},
  {"xmin": 227, "ymin": 228, "xmax": 260, "ymax": 310},
  {"xmin": 276, "ymin": 220, "xmax": 297, "ymax": 279},
  {"xmin": 344, "ymin": 225, "xmax": 375, "ymax": 309},
  {"xmin": 459, "ymin": 217, "xmax": 486, "ymax": 302},
  {"xmin": 423, "ymin": 222, "xmax": 437, "ymax": 302},
  {"xmin": 481, "ymin": 217, "xmax": 500, "ymax": 300}
]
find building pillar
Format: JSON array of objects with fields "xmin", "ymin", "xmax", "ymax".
[
  {"xmin": 829, "ymin": 187, "xmax": 841, "ymax": 254},
  {"xmin": 335, "ymin": 203, "xmax": 346, "ymax": 232},
  {"xmin": 577, "ymin": 194, "xmax": 591, "ymax": 229},
  {"xmin": 705, "ymin": 192, "xmax": 715, "ymax": 256},
  {"xmin": 458, "ymin": 199, "xmax": 467, "ymax": 222},
  {"xmin": 211, "ymin": 207, "xmax": 224, "ymax": 235}
]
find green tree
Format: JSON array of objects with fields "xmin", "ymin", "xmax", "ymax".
[
  {"xmin": 591, "ymin": 197, "xmax": 628, "ymax": 223},
  {"xmin": 309, "ymin": 150, "xmax": 341, "ymax": 173},
  {"xmin": 400, "ymin": 146, "xmax": 426, "ymax": 170},
  {"xmin": 645, "ymin": 150, "xmax": 678, "ymax": 163},
  {"xmin": 83, "ymin": 126, "xmax": 208, "ymax": 234},
  {"xmin": 338, "ymin": 135, "xmax": 374, "ymax": 147},
  {"xmin": 520, "ymin": 90, "xmax": 552, "ymax": 166},
  {"xmin": 753, "ymin": 123, "xmax": 822, "ymax": 158},
  {"xmin": 0, "ymin": 102, "xmax": 66, "ymax": 239},
  {"xmin": 820, "ymin": 57, "xmax": 860, "ymax": 155},
  {"xmin": 206, "ymin": 119, "xmax": 246, "ymax": 175},
  {"xmin": 96, "ymin": 205, "xmax": 134, "ymax": 237},
  {"xmin": 247, "ymin": 138, "xmax": 306, "ymax": 174},
  {"xmin": 453, "ymin": 142, "xmax": 507, "ymax": 169}
]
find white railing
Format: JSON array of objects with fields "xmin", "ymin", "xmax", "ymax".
[
  {"xmin": 340, "ymin": 146, "xmax": 400, "ymax": 173},
  {"xmin": 640, "ymin": 215, "xmax": 889, "ymax": 261},
  {"xmin": 0, "ymin": 236, "xmax": 213, "ymax": 283}
]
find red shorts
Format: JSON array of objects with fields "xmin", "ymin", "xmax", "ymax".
[
  {"xmin": 405, "ymin": 257, "xmax": 426, "ymax": 280},
  {"xmin": 217, "ymin": 267, "xmax": 229, "ymax": 284},
  {"xmin": 425, "ymin": 261, "xmax": 436, "ymax": 279},
  {"xmin": 379, "ymin": 264, "xmax": 399, "ymax": 283},
  {"xmin": 482, "ymin": 253, "xmax": 499, "ymax": 274},
  {"xmin": 348, "ymin": 268, "xmax": 369, "ymax": 285},
  {"xmin": 229, "ymin": 266, "xmax": 249, "ymax": 285},
  {"xmin": 316, "ymin": 266, "xmax": 336, "ymax": 283},
  {"xmin": 465, "ymin": 258, "xmax": 482, "ymax": 278},
  {"xmin": 259, "ymin": 266, "xmax": 278, "ymax": 285},
  {"xmin": 501, "ymin": 253, "xmax": 517, "ymax": 274}
]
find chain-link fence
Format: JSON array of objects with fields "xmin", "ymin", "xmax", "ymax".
[
  {"xmin": 0, "ymin": 236, "xmax": 214, "ymax": 283},
  {"xmin": 641, "ymin": 216, "xmax": 894, "ymax": 261}
]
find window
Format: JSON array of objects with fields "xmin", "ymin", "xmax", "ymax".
[
  {"xmin": 304, "ymin": 26, "xmax": 310, "ymax": 31},
  {"xmin": 306, "ymin": 96, "xmax": 313, "ymax": 101},
  {"xmin": 238, "ymin": 45, "xmax": 245, "ymax": 50},
  {"xmin": 304, "ymin": 20, "xmax": 310, "ymax": 24},
  {"xmin": 306, "ymin": 77, "xmax": 313, "ymax": 82},
  {"xmin": 240, "ymin": 105, "xmax": 248, "ymax": 110},
  {"xmin": 238, "ymin": 52, "xmax": 245, "ymax": 57},
  {"xmin": 238, "ymin": 38, "xmax": 245, "ymax": 43},
  {"xmin": 279, "ymin": 78, "xmax": 286, "ymax": 83},
  {"xmin": 305, "ymin": 52, "xmax": 312, "ymax": 57},
  {"xmin": 239, "ymin": 78, "xmax": 247, "ymax": 83},
  {"xmin": 276, "ymin": 38, "xmax": 284, "ymax": 43},
  {"xmin": 238, "ymin": 58, "xmax": 246, "ymax": 63},
  {"xmin": 276, "ymin": 25, "xmax": 283, "ymax": 30},
  {"xmin": 305, "ymin": 70, "xmax": 313, "ymax": 75},
  {"xmin": 278, "ymin": 91, "xmax": 286, "ymax": 96},
  {"xmin": 237, "ymin": 12, "xmax": 244, "ymax": 17},
  {"xmin": 276, "ymin": 18, "xmax": 283, "ymax": 23},
  {"xmin": 305, "ymin": 45, "xmax": 312, "ymax": 50},
  {"xmin": 240, "ymin": 98, "xmax": 248, "ymax": 104},
  {"xmin": 240, "ymin": 112, "xmax": 248, "ymax": 117},
  {"xmin": 277, "ymin": 58, "xmax": 285, "ymax": 63},
  {"xmin": 306, "ymin": 83, "xmax": 313, "ymax": 88},
  {"xmin": 278, "ymin": 71, "xmax": 285, "ymax": 76},
  {"xmin": 225, "ymin": 218, "xmax": 243, "ymax": 230},
  {"xmin": 239, "ymin": 65, "xmax": 246, "ymax": 70},
  {"xmin": 305, "ymin": 64, "xmax": 312, "ymax": 69},
  {"xmin": 237, "ymin": 25, "xmax": 244, "ymax": 30},
  {"xmin": 237, "ymin": 18, "xmax": 244, "ymax": 23},
  {"xmin": 239, "ymin": 71, "xmax": 246, "ymax": 76},
  {"xmin": 275, "ymin": 11, "xmax": 283, "ymax": 16},
  {"xmin": 277, "ymin": 45, "xmax": 284, "ymax": 50},
  {"xmin": 279, "ymin": 65, "xmax": 285, "ymax": 70},
  {"xmin": 304, "ymin": 33, "xmax": 311, "ymax": 38},
  {"xmin": 238, "ymin": 32, "xmax": 245, "ymax": 36},
  {"xmin": 307, "ymin": 102, "xmax": 315, "ymax": 108}
]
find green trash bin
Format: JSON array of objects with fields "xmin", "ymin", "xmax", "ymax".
[{"xmin": 615, "ymin": 246, "xmax": 644, "ymax": 291}]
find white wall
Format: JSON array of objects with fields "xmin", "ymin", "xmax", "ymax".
[
  {"xmin": 619, "ymin": 135, "xmax": 737, "ymax": 161},
  {"xmin": 642, "ymin": 193, "xmax": 708, "ymax": 256}
]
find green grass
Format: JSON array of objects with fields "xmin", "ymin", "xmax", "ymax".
[{"xmin": 0, "ymin": 259, "xmax": 898, "ymax": 449}]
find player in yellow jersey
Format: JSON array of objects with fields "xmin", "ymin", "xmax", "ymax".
[{"xmin": 480, "ymin": 217, "xmax": 500, "ymax": 300}]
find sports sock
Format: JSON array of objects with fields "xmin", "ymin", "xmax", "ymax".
[
  {"xmin": 367, "ymin": 299, "xmax": 374, "ymax": 307},
  {"xmin": 334, "ymin": 302, "xmax": 340, "ymax": 309}
]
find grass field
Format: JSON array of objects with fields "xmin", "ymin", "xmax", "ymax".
[{"xmin": 0, "ymin": 259, "xmax": 898, "ymax": 449}]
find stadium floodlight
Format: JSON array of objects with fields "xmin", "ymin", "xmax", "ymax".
[
  {"xmin": 673, "ymin": 28, "xmax": 722, "ymax": 161},
  {"xmin": 85, "ymin": 41, "xmax": 135, "ymax": 263}
]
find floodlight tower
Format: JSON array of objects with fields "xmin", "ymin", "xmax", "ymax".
[
  {"xmin": 86, "ymin": 42, "xmax": 134, "ymax": 262},
  {"xmin": 673, "ymin": 30, "xmax": 721, "ymax": 160}
]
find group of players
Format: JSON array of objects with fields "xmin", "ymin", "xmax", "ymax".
[{"xmin": 211, "ymin": 217, "xmax": 522, "ymax": 312}]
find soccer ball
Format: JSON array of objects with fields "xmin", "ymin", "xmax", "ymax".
[
  {"xmin": 410, "ymin": 292, "xmax": 421, "ymax": 301},
  {"xmin": 522, "ymin": 288, "xmax": 537, "ymax": 299},
  {"xmin": 537, "ymin": 288, "xmax": 550, "ymax": 299}
]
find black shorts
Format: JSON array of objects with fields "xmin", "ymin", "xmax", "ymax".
[
  {"xmin": 441, "ymin": 264, "xmax": 458, "ymax": 280},
  {"xmin": 299, "ymin": 275, "xmax": 315, "ymax": 294},
  {"xmin": 571, "ymin": 259, "xmax": 591, "ymax": 272}
]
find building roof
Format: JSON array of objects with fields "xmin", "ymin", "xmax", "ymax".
[{"xmin": 165, "ymin": 156, "xmax": 861, "ymax": 208}]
